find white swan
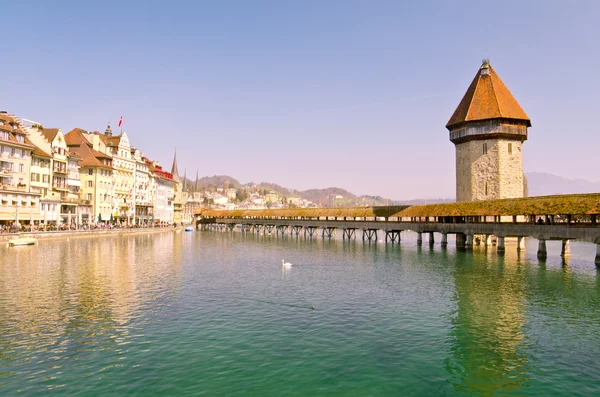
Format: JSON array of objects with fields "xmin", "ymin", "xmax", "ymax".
[{"xmin": 282, "ymin": 259, "xmax": 292, "ymax": 268}]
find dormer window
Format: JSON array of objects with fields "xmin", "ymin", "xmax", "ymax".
[
  {"xmin": 16, "ymin": 135, "xmax": 24, "ymax": 143},
  {"xmin": 0, "ymin": 131, "xmax": 8, "ymax": 140}
]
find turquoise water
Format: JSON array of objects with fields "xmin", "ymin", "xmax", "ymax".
[{"xmin": 1, "ymin": 231, "xmax": 600, "ymax": 396}]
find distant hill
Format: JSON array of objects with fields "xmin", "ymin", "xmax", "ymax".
[
  {"xmin": 184, "ymin": 175, "xmax": 241, "ymax": 189},
  {"xmin": 184, "ymin": 174, "xmax": 452, "ymax": 205},
  {"xmin": 526, "ymin": 172, "xmax": 600, "ymax": 196}
]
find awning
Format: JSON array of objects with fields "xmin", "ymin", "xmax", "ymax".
[{"xmin": 68, "ymin": 180, "xmax": 82, "ymax": 187}]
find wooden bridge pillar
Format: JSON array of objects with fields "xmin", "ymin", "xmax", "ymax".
[
  {"xmin": 385, "ymin": 230, "xmax": 401, "ymax": 243},
  {"xmin": 456, "ymin": 233, "xmax": 466, "ymax": 250},
  {"xmin": 595, "ymin": 244, "xmax": 600, "ymax": 266},
  {"xmin": 417, "ymin": 232, "xmax": 423, "ymax": 245},
  {"xmin": 291, "ymin": 225, "xmax": 302, "ymax": 236},
  {"xmin": 497, "ymin": 236, "xmax": 505, "ymax": 253},
  {"xmin": 561, "ymin": 240, "xmax": 571, "ymax": 258},
  {"xmin": 517, "ymin": 236, "xmax": 525, "ymax": 252},
  {"xmin": 322, "ymin": 227, "xmax": 336, "ymax": 239},
  {"xmin": 537, "ymin": 239, "xmax": 548, "ymax": 260},
  {"xmin": 304, "ymin": 226, "xmax": 317, "ymax": 238},
  {"xmin": 362, "ymin": 229, "xmax": 378, "ymax": 242},
  {"xmin": 465, "ymin": 234, "xmax": 473, "ymax": 250},
  {"xmin": 428, "ymin": 232, "xmax": 435, "ymax": 245},
  {"xmin": 441, "ymin": 233, "xmax": 448, "ymax": 247},
  {"xmin": 343, "ymin": 228, "xmax": 357, "ymax": 240}
]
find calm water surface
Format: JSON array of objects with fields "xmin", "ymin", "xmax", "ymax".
[{"xmin": 1, "ymin": 231, "xmax": 600, "ymax": 396}]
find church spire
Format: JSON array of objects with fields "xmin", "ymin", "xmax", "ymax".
[
  {"xmin": 171, "ymin": 147, "xmax": 181, "ymax": 182},
  {"xmin": 182, "ymin": 169, "xmax": 187, "ymax": 191},
  {"xmin": 195, "ymin": 170, "xmax": 199, "ymax": 192}
]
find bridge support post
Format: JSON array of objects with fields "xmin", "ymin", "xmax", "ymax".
[
  {"xmin": 497, "ymin": 236, "xmax": 505, "ymax": 254},
  {"xmin": 595, "ymin": 244, "xmax": 600, "ymax": 266},
  {"xmin": 517, "ymin": 236, "xmax": 525, "ymax": 252},
  {"xmin": 456, "ymin": 233, "xmax": 466, "ymax": 250},
  {"xmin": 362, "ymin": 229, "xmax": 377, "ymax": 242},
  {"xmin": 561, "ymin": 240, "xmax": 571, "ymax": 258},
  {"xmin": 417, "ymin": 232, "xmax": 423, "ymax": 245},
  {"xmin": 465, "ymin": 234, "xmax": 473, "ymax": 250},
  {"xmin": 385, "ymin": 230, "xmax": 401, "ymax": 243},
  {"xmin": 428, "ymin": 232, "xmax": 435, "ymax": 245},
  {"xmin": 343, "ymin": 229, "xmax": 356, "ymax": 240},
  {"xmin": 486, "ymin": 234, "xmax": 494, "ymax": 246},
  {"xmin": 441, "ymin": 233, "xmax": 448, "ymax": 248},
  {"xmin": 537, "ymin": 239, "xmax": 548, "ymax": 260}
]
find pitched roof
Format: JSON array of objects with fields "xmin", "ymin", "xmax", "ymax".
[
  {"xmin": 26, "ymin": 137, "xmax": 51, "ymax": 158},
  {"xmin": 69, "ymin": 143, "xmax": 112, "ymax": 168},
  {"xmin": 446, "ymin": 61, "xmax": 531, "ymax": 129},
  {"xmin": 42, "ymin": 128, "xmax": 60, "ymax": 143},
  {"xmin": 64, "ymin": 128, "xmax": 88, "ymax": 146}
]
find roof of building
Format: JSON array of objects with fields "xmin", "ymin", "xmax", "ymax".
[
  {"xmin": 64, "ymin": 128, "xmax": 88, "ymax": 146},
  {"xmin": 446, "ymin": 60, "xmax": 531, "ymax": 129},
  {"xmin": 0, "ymin": 113, "xmax": 35, "ymax": 148},
  {"xmin": 69, "ymin": 142, "xmax": 112, "ymax": 169},
  {"xmin": 42, "ymin": 128, "xmax": 60, "ymax": 143},
  {"xmin": 26, "ymin": 137, "xmax": 52, "ymax": 158}
]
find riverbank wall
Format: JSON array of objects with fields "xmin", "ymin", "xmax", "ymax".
[{"xmin": 0, "ymin": 227, "xmax": 188, "ymax": 242}]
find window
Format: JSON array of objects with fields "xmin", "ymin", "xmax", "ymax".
[
  {"xmin": 485, "ymin": 182, "xmax": 488, "ymax": 196},
  {"xmin": 19, "ymin": 164, "xmax": 24, "ymax": 173},
  {"xmin": 87, "ymin": 193, "xmax": 92, "ymax": 201},
  {"xmin": 0, "ymin": 131, "xmax": 8, "ymax": 140},
  {"xmin": 482, "ymin": 143, "xmax": 488, "ymax": 155},
  {"xmin": 87, "ymin": 181, "xmax": 93, "ymax": 188},
  {"xmin": 508, "ymin": 142, "xmax": 512, "ymax": 154},
  {"xmin": 88, "ymin": 168, "xmax": 93, "ymax": 175},
  {"xmin": 43, "ymin": 175, "xmax": 49, "ymax": 183}
]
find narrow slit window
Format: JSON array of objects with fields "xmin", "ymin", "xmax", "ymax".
[
  {"xmin": 483, "ymin": 143, "xmax": 488, "ymax": 155},
  {"xmin": 485, "ymin": 182, "xmax": 488, "ymax": 196},
  {"xmin": 508, "ymin": 142, "xmax": 512, "ymax": 154}
]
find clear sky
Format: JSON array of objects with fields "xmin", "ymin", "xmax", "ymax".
[{"xmin": 3, "ymin": 0, "xmax": 599, "ymax": 199}]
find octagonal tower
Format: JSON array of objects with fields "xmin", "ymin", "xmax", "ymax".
[{"xmin": 447, "ymin": 60, "xmax": 531, "ymax": 202}]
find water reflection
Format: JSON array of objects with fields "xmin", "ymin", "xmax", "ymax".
[
  {"xmin": 446, "ymin": 246, "xmax": 530, "ymax": 395},
  {"xmin": 0, "ymin": 233, "xmax": 181, "ymax": 389}
]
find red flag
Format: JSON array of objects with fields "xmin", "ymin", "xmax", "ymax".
[{"xmin": 118, "ymin": 116, "xmax": 123, "ymax": 127}]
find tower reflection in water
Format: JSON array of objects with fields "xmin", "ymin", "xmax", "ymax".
[{"xmin": 446, "ymin": 246, "xmax": 530, "ymax": 395}]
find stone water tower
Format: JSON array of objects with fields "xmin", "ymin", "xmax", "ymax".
[{"xmin": 447, "ymin": 60, "xmax": 531, "ymax": 202}]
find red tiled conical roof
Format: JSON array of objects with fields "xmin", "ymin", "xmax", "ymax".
[{"xmin": 446, "ymin": 61, "xmax": 531, "ymax": 129}]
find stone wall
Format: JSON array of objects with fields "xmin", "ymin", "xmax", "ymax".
[{"xmin": 455, "ymin": 131, "xmax": 525, "ymax": 202}]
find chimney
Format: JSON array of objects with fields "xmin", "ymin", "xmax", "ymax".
[{"xmin": 105, "ymin": 123, "xmax": 112, "ymax": 137}]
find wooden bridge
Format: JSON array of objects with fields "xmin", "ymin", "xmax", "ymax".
[{"xmin": 195, "ymin": 193, "xmax": 600, "ymax": 265}]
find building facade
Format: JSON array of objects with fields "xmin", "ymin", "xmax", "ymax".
[
  {"xmin": 447, "ymin": 60, "xmax": 531, "ymax": 203},
  {"xmin": 0, "ymin": 112, "xmax": 42, "ymax": 228}
]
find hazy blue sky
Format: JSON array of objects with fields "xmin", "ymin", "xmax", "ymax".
[{"xmin": 3, "ymin": 0, "xmax": 598, "ymax": 199}]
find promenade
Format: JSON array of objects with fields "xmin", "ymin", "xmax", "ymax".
[{"xmin": 0, "ymin": 224, "xmax": 185, "ymax": 242}]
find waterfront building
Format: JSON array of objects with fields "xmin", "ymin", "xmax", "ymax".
[
  {"xmin": 28, "ymin": 140, "xmax": 60, "ymax": 225},
  {"xmin": 147, "ymin": 159, "xmax": 174, "ymax": 223},
  {"xmin": 132, "ymin": 147, "xmax": 153, "ymax": 225},
  {"xmin": 0, "ymin": 112, "xmax": 42, "ymax": 227},
  {"xmin": 171, "ymin": 149, "xmax": 184, "ymax": 224},
  {"xmin": 101, "ymin": 125, "xmax": 135, "ymax": 223},
  {"xmin": 447, "ymin": 60, "xmax": 530, "ymax": 202},
  {"xmin": 65, "ymin": 129, "xmax": 114, "ymax": 223}
]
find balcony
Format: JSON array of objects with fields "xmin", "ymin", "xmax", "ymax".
[
  {"xmin": 61, "ymin": 197, "xmax": 80, "ymax": 204},
  {"xmin": 1, "ymin": 184, "xmax": 27, "ymax": 192}
]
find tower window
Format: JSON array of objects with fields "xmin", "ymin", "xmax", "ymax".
[
  {"xmin": 508, "ymin": 143, "xmax": 512, "ymax": 154},
  {"xmin": 483, "ymin": 143, "xmax": 488, "ymax": 155},
  {"xmin": 485, "ymin": 182, "xmax": 488, "ymax": 196}
]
